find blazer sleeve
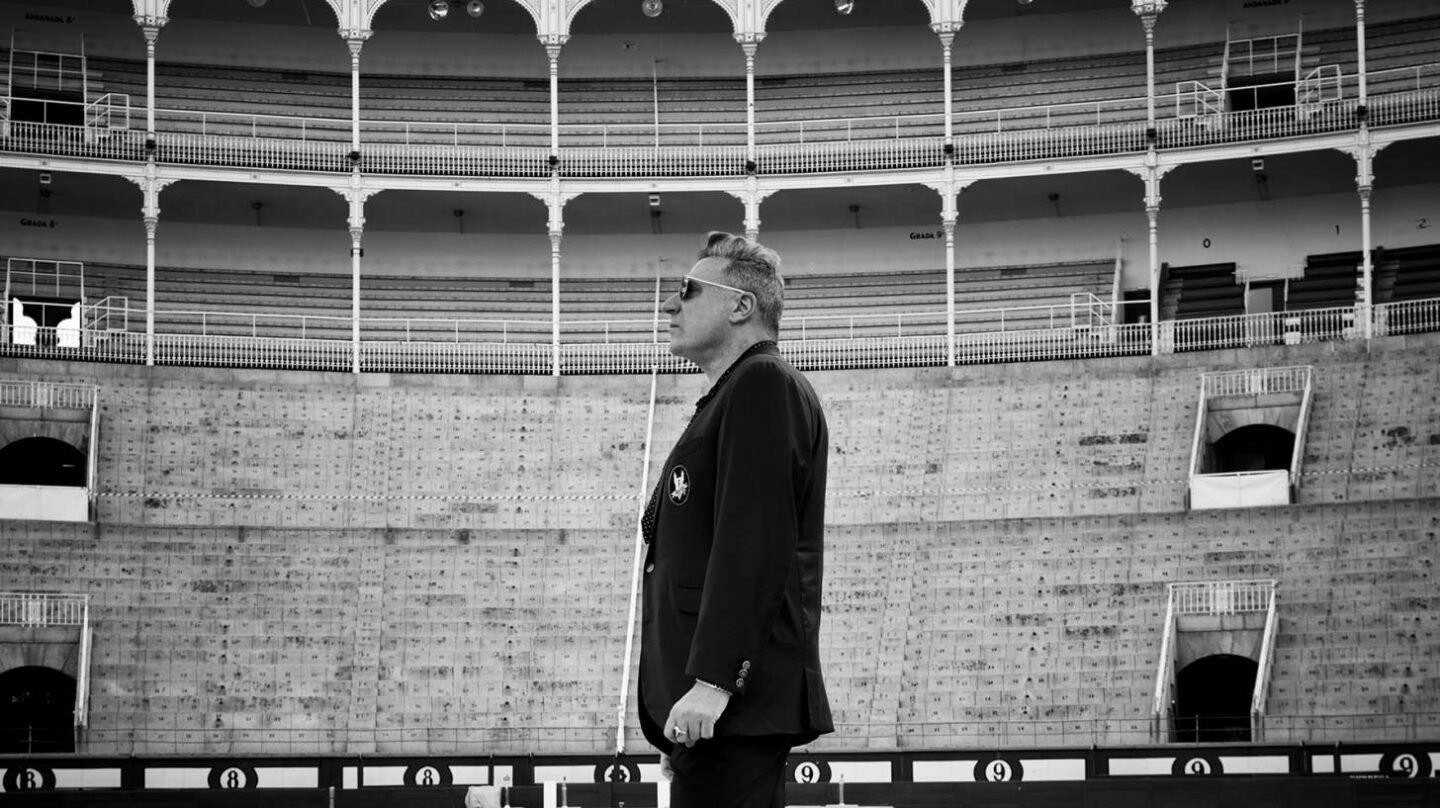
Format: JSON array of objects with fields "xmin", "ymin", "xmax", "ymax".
[{"xmin": 685, "ymin": 359, "xmax": 812, "ymax": 693}]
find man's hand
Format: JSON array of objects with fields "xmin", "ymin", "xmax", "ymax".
[
  {"xmin": 663, "ymin": 680, "xmax": 731, "ymax": 748},
  {"xmin": 659, "ymin": 753, "xmax": 673, "ymax": 781}
]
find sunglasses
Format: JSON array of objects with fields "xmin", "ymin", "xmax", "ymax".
[{"xmin": 678, "ymin": 275, "xmax": 750, "ymax": 301}]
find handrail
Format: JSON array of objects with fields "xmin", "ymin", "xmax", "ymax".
[
  {"xmin": 87, "ymin": 389, "xmax": 100, "ymax": 519},
  {"xmin": 75, "ymin": 599, "xmax": 92, "ymax": 730},
  {"xmin": 1152, "ymin": 589, "xmax": 1176, "ymax": 739},
  {"xmin": 1189, "ymin": 374, "xmax": 1208, "ymax": 481},
  {"xmin": 1288, "ymin": 368, "xmax": 1315, "ymax": 499},
  {"xmin": 1251, "ymin": 583, "xmax": 1280, "ymax": 741}
]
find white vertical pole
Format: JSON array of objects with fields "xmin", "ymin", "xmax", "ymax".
[
  {"xmin": 617, "ymin": 271, "xmax": 665, "ymax": 754},
  {"xmin": 741, "ymin": 41, "xmax": 757, "ymax": 170},
  {"xmin": 937, "ymin": 28, "xmax": 955, "ymax": 153},
  {"xmin": 547, "ymin": 43, "xmax": 562, "ymax": 160},
  {"xmin": 1355, "ymin": 0, "xmax": 1368, "ymax": 110},
  {"xmin": 349, "ymin": 188, "xmax": 365, "ymax": 373},
  {"xmin": 348, "ymin": 37, "xmax": 364, "ymax": 156}
]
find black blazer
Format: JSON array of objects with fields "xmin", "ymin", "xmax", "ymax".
[{"xmin": 638, "ymin": 344, "xmax": 833, "ymax": 751}]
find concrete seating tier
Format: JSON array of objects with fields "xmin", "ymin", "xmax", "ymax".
[
  {"xmin": 3, "ymin": 331, "xmax": 1437, "ymax": 753},
  {"xmin": 1162, "ymin": 263, "xmax": 1243, "ymax": 321},
  {"xmin": 1288, "ymin": 251, "xmax": 1360, "ymax": 311},
  {"xmin": 1380, "ymin": 243, "xmax": 1440, "ymax": 303}
]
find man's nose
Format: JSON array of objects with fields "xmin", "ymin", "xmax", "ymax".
[{"xmin": 661, "ymin": 293, "xmax": 681, "ymax": 314}]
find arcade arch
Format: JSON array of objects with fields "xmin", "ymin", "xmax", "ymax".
[{"xmin": 0, "ymin": 666, "xmax": 77, "ymax": 754}]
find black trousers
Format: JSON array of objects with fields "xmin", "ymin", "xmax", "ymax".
[{"xmin": 668, "ymin": 735, "xmax": 792, "ymax": 808}]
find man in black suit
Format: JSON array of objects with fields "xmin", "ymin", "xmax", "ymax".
[{"xmin": 638, "ymin": 232, "xmax": 832, "ymax": 807}]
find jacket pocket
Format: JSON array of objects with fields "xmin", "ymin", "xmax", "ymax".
[{"xmin": 674, "ymin": 584, "xmax": 703, "ymax": 615}]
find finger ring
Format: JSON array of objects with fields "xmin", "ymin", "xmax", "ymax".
[{"xmin": 674, "ymin": 727, "xmax": 688, "ymax": 737}]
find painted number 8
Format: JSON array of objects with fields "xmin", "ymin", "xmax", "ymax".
[
  {"xmin": 222, "ymin": 769, "xmax": 243, "ymax": 788},
  {"xmin": 419, "ymin": 767, "xmax": 437, "ymax": 786}
]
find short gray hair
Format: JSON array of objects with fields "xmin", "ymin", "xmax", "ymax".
[{"xmin": 698, "ymin": 231, "xmax": 784, "ymax": 336}]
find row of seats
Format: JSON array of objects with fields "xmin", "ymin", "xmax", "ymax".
[
  {"xmin": 1160, "ymin": 242, "xmax": 1440, "ymax": 320},
  {"xmin": 10, "ymin": 258, "xmax": 1116, "ymax": 344},
  {"xmin": 44, "ymin": 14, "xmax": 1435, "ymax": 148}
]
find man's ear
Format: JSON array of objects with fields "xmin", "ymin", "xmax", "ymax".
[{"xmin": 728, "ymin": 292, "xmax": 757, "ymax": 325}]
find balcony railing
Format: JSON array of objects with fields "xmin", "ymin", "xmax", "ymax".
[
  {"xmin": 0, "ymin": 592, "xmax": 88, "ymax": 627},
  {"xmin": 3, "ymin": 297, "xmax": 1434, "ymax": 375},
  {"xmin": 1170, "ymin": 579, "xmax": 1276, "ymax": 616},
  {"xmin": 2, "ymin": 77, "xmax": 1436, "ymax": 176}
]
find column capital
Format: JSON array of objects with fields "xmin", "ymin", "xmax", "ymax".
[
  {"xmin": 725, "ymin": 187, "xmax": 776, "ymax": 206},
  {"xmin": 931, "ymin": 22, "xmax": 961, "ymax": 44},
  {"xmin": 734, "ymin": 31, "xmax": 766, "ymax": 47},
  {"xmin": 343, "ymin": 32, "xmax": 370, "ymax": 56}
]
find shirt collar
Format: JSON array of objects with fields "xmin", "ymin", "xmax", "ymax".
[{"xmin": 693, "ymin": 340, "xmax": 779, "ymax": 417}]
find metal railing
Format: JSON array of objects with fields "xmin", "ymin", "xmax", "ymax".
[
  {"xmin": 1375, "ymin": 295, "xmax": 1440, "ymax": 336},
  {"xmin": 3, "ymin": 297, "xmax": 1439, "ymax": 375},
  {"xmin": 2, "ymin": 76, "xmax": 1436, "ymax": 176},
  {"xmin": 1227, "ymin": 33, "xmax": 1302, "ymax": 79},
  {"xmin": 1201, "ymin": 364, "xmax": 1312, "ymax": 398},
  {"xmin": 0, "ymin": 379, "xmax": 98, "ymax": 409},
  {"xmin": 0, "ymin": 592, "xmax": 88, "ymax": 626},
  {"xmin": 1170, "ymin": 579, "xmax": 1277, "ymax": 615},
  {"xmin": 1169, "ymin": 306, "xmax": 1356, "ymax": 354}
]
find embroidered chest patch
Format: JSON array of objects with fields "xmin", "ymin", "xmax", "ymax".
[{"xmin": 668, "ymin": 465, "xmax": 691, "ymax": 506}]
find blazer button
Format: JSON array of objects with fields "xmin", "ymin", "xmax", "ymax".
[
  {"xmin": 735, "ymin": 678, "xmax": 745, "ymax": 689},
  {"xmin": 644, "ymin": 564, "xmax": 654, "ymax": 573},
  {"xmin": 740, "ymin": 661, "xmax": 751, "ymax": 671}
]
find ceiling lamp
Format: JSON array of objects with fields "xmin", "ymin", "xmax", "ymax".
[
  {"xmin": 466, "ymin": 0, "xmax": 485, "ymax": 17},
  {"xmin": 642, "ymin": 0, "xmax": 663, "ymax": 18},
  {"xmin": 428, "ymin": 0, "xmax": 450, "ymax": 21},
  {"xmin": 246, "ymin": 0, "xmax": 268, "ymax": 7},
  {"xmin": 834, "ymin": 0, "xmax": 854, "ymax": 13}
]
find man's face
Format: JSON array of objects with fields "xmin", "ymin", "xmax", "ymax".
[{"xmin": 661, "ymin": 256, "xmax": 743, "ymax": 364}]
